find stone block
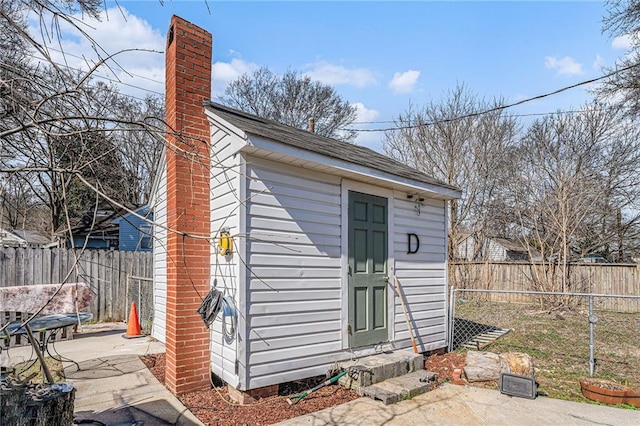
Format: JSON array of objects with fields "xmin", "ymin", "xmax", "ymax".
[
  {"xmin": 227, "ymin": 384, "xmax": 278, "ymax": 404},
  {"xmin": 412, "ymin": 354, "xmax": 425, "ymax": 372}
]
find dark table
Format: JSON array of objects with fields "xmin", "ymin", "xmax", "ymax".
[{"xmin": 1, "ymin": 312, "xmax": 93, "ymax": 383}]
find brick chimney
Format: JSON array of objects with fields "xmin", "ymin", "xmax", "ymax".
[{"xmin": 164, "ymin": 15, "xmax": 212, "ymax": 395}]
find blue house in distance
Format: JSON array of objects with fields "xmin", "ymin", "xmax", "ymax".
[
  {"xmin": 112, "ymin": 206, "xmax": 153, "ymax": 252},
  {"xmin": 59, "ymin": 204, "xmax": 153, "ymax": 252}
]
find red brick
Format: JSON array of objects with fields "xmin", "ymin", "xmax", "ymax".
[{"xmin": 165, "ymin": 15, "xmax": 213, "ymax": 396}]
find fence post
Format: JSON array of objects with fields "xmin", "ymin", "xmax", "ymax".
[
  {"xmin": 448, "ymin": 287, "xmax": 455, "ymax": 352},
  {"xmin": 588, "ymin": 294, "xmax": 596, "ymax": 377},
  {"xmin": 125, "ymin": 275, "xmax": 131, "ymax": 323},
  {"xmin": 138, "ymin": 277, "xmax": 141, "ymax": 322}
]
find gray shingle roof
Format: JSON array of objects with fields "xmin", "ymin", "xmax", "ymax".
[
  {"xmin": 11, "ymin": 230, "xmax": 51, "ymax": 245},
  {"xmin": 205, "ymin": 102, "xmax": 459, "ymax": 193}
]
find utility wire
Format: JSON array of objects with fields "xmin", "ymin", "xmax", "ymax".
[
  {"xmin": 349, "ymin": 107, "xmax": 620, "ymax": 125},
  {"xmin": 19, "ymin": 52, "xmax": 164, "ymax": 98},
  {"xmin": 43, "ymin": 46, "xmax": 165, "ymax": 86},
  {"xmin": 342, "ymin": 62, "xmax": 640, "ymax": 133}
]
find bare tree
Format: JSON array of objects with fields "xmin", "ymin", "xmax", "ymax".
[
  {"xmin": 507, "ymin": 103, "xmax": 640, "ymax": 295},
  {"xmin": 221, "ymin": 66, "xmax": 358, "ymax": 142},
  {"xmin": 598, "ymin": 0, "xmax": 640, "ymax": 115},
  {"xmin": 0, "ymin": 172, "xmax": 45, "ymax": 229},
  {"xmin": 383, "ymin": 84, "xmax": 520, "ymax": 260},
  {"xmin": 1, "ymin": 1, "xmax": 165, "ymax": 237},
  {"xmin": 110, "ymin": 94, "xmax": 165, "ymax": 205}
]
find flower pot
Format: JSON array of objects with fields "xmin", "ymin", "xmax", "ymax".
[
  {"xmin": 579, "ymin": 378, "xmax": 628, "ymax": 405},
  {"xmin": 624, "ymin": 387, "xmax": 640, "ymax": 408}
]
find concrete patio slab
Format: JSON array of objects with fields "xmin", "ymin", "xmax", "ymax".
[
  {"xmin": 3, "ymin": 322, "xmax": 204, "ymax": 426},
  {"xmin": 278, "ymin": 383, "xmax": 640, "ymax": 425},
  {"xmin": 4, "ymin": 323, "xmax": 639, "ymax": 425},
  {"xmin": 69, "ymin": 354, "xmax": 202, "ymax": 425}
]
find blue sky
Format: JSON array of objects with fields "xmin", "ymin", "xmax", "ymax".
[{"xmin": 43, "ymin": 1, "xmax": 630, "ymax": 150}]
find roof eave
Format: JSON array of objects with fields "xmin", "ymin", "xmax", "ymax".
[
  {"xmin": 242, "ymin": 134, "xmax": 461, "ymax": 200},
  {"xmin": 205, "ymin": 108, "xmax": 249, "ymax": 144}
]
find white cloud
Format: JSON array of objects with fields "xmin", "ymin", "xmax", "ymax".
[
  {"xmin": 304, "ymin": 61, "xmax": 376, "ymax": 88},
  {"xmin": 353, "ymin": 102, "xmax": 379, "ymax": 122},
  {"xmin": 612, "ymin": 34, "xmax": 633, "ymax": 50},
  {"xmin": 593, "ymin": 54, "xmax": 604, "ymax": 69},
  {"xmin": 29, "ymin": 8, "xmax": 166, "ymax": 97},
  {"xmin": 348, "ymin": 102, "xmax": 382, "ymax": 150},
  {"xmin": 388, "ymin": 70, "xmax": 420, "ymax": 94},
  {"xmin": 354, "ymin": 131, "xmax": 383, "ymax": 151},
  {"xmin": 28, "ymin": 8, "xmax": 257, "ymax": 100},
  {"xmin": 544, "ymin": 56, "xmax": 583, "ymax": 76},
  {"xmin": 212, "ymin": 57, "xmax": 259, "ymax": 98}
]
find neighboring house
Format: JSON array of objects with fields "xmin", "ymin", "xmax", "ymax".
[
  {"xmin": 0, "ymin": 228, "xmax": 29, "ymax": 247},
  {"xmin": 111, "ymin": 206, "xmax": 153, "ymax": 252},
  {"xmin": 10, "ymin": 230, "xmax": 52, "ymax": 248},
  {"xmin": 150, "ymin": 16, "xmax": 462, "ymax": 396},
  {"xmin": 456, "ymin": 234, "xmax": 534, "ymax": 261},
  {"xmin": 1, "ymin": 228, "xmax": 52, "ymax": 248},
  {"xmin": 569, "ymin": 253, "xmax": 609, "ymax": 264},
  {"xmin": 57, "ymin": 204, "xmax": 152, "ymax": 251},
  {"xmin": 58, "ymin": 205, "xmax": 119, "ymax": 250}
]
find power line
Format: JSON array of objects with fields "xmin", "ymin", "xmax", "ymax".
[
  {"xmin": 11, "ymin": 36, "xmax": 638, "ymax": 134},
  {"xmin": 343, "ymin": 62, "xmax": 640, "ymax": 133},
  {"xmin": 19, "ymin": 52, "xmax": 164, "ymax": 99},
  {"xmin": 43, "ymin": 46, "xmax": 165, "ymax": 86},
  {"xmin": 349, "ymin": 108, "xmax": 616, "ymax": 125}
]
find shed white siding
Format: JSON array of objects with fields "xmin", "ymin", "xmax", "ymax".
[
  {"xmin": 244, "ymin": 157, "xmax": 344, "ymax": 389},
  {"xmin": 151, "ymin": 159, "xmax": 167, "ymax": 343},
  {"xmin": 210, "ymin": 127, "xmax": 242, "ymax": 387},
  {"xmin": 392, "ymin": 196, "xmax": 448, "ymax": 351}
]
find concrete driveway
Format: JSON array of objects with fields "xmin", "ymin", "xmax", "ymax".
[
  {"xmin": 278, "ymin": 383, "xmax": 640, "ymax": 425},
  {"xmin": 5, "ymin": 323, "xmax": 638, "ymax": 425},
  {"xmin": 4, "ymin": 322, "xmax": 203, "ymax": 425}
]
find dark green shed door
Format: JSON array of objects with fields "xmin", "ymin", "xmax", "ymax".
[{"xmin": 348, "ymin": 191, "xmax": 388, "ymax": 347}]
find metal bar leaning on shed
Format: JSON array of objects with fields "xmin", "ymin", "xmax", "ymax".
[{"xmin": 393, "ymin": 275, "xmax": 419, "ymax": 354}]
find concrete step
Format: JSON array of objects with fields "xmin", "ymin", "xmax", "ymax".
[
  {"xmin": 361, "ymin": 370, "xmax": 438, "ymax": 405},
  {"xmin": 337, "ymin": 350, "xmax": 424, "ymax": 394}
]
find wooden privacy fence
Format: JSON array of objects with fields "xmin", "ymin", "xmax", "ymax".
[
  {"xmin": 0, "ymin": 247, "xmax": 153, "ymax": 321},
  {"xmin": 450, "ymin": 261, "xmax": 640, "ymax": 312}
]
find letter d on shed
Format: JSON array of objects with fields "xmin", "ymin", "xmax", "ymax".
[{"xmin": 407, "ymin": 233, "xmax": 420, "ymax": 254}]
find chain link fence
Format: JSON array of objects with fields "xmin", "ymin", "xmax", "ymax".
[
  {"xmin": 448, "ymin": 288, "xmax": 640, "ymax": 393},
  {"xmin": 126, "ymin": 276, "xmax": 154, "ymax": 335}
]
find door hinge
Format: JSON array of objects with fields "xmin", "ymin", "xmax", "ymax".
[
  {"xmin": 235, "ymin": 359, "xmax": 239, "ymax": 374},
  {"xmin": 347, "ymin": 324, "xmax": 352, "ymax": 335}
]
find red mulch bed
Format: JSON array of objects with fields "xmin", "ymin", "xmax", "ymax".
[
  {"xmin": 140, "ymin": 353, "xmax": 359, "ymax": 426},
  {"xmin": 425, "ymin": 352, "xmax": 467, "ymax": 384}
]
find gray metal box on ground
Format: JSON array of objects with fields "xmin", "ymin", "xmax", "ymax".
[{"xmin": 499, "ymin": 373, "xmax": 537, "ymax": 399}]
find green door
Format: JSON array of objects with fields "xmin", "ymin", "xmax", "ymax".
[{"xmin": 348, "ymin": 191, "xmax": 388, "ymax": 347}]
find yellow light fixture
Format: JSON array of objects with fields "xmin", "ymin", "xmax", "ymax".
[{"xmin": 218, "ymin": 228, "xmax": 233, "ymax": 256}]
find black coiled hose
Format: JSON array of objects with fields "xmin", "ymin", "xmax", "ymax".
[{"xmin": 197, "ymin": 288, "xmax": 223, "ymax": 329}]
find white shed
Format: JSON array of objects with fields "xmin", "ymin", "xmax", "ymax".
[
  {"xmin": 151, "ymin": 16, "xmax": 461, "ymax": 395},
  {"xmin": 153, "ymin": 101, "xmax": 461, "ymax": 391}
]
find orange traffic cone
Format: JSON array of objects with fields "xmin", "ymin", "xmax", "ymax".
[{"xmin": 123, "ymin": 301, "xmax": 143, "ymax": 339}]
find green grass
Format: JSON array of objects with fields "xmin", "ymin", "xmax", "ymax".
[{"xmin": 454, "ymin": 300, "xmax": 640, "ymax": 408}]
